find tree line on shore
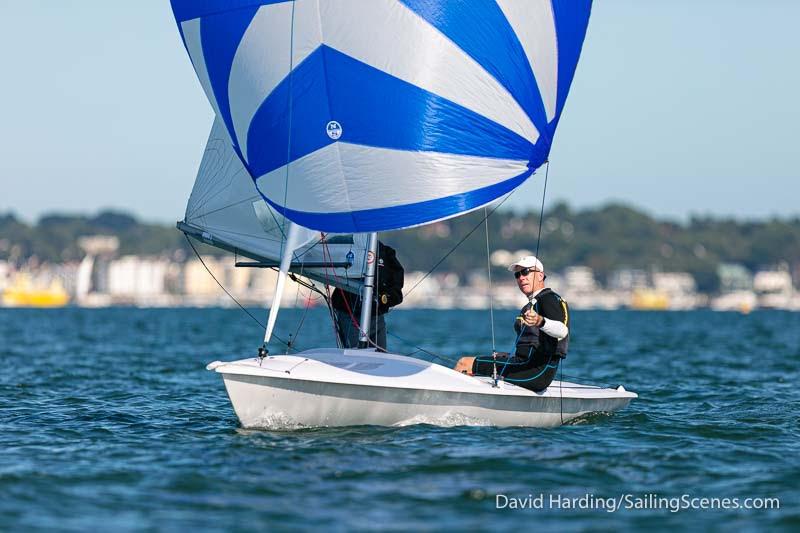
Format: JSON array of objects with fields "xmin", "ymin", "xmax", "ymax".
[{"xmin": 2, "ymin": 203, "xmax": 799, "ymax": 292}]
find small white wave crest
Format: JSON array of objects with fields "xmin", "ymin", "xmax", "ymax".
[
  {"xmin": 392, "ymin": 411, "xmax": 493, "ymax": 427},
  {"xmin": 244, "ymin": 412, "xmax": 308, "ymax": 431}
]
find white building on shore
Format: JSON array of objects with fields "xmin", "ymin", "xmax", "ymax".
[{"xmin": 753, "ymin": 264, "xmax": 798, "ymax": 309}]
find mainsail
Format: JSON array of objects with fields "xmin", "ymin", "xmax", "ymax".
[{"xmin": 170, "ymin": 0, "xmax": 592, "ymax": 234}]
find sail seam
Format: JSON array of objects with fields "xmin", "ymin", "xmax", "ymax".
[
  {"xmin": 399, "ymin": 0, "xmax": 540, "ymax": 144},
  {"xmin": 187, "ymin": 195, "xmax": 261, "ymax": 221}
]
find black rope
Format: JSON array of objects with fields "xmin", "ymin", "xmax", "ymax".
[
  {"xmin": 390, "ymin": 166, "xmax": 549, "ymax": 376},
  {"xmin": 557, "ymin": 372, "xmax": 614, "ymax": 389},
  {"xmin": 287, "ymin": 273, "xmax": 327, "ymax": 348},
  {"xmin": 288, "ymin": 298, "xmax": 310, "ymax": 351},
  {"xmin": 534, "ymin": 161, "xmax": 550, "ymax": 261},
  {"xmin": 559, "ymin": 358, "xmax": 564, "ymax": 425},
  {"xmin": 405, "ymin": 191, "xmax": 517, "ymax": 297},
  {"xmin": 535, "ymin": 162, "xmax": 562, "ymax": 422},
  {"xmin": 184, "ymin": 234, "xmax": 293, "ymax": 350},
  {"xmin": 385, "ymin": 330, "xmax": 458, "ymax": 366},
  {"xmin": 288, "ymin": 271, "xmax": 329, "ymax": 302},
  {"xmin": 316, "ymin": 236, "xmax": 386, "ymax": 352}
]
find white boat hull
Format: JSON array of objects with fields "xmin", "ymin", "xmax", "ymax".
[{"xmin": 208, "ymin": 348, "xmax": 636, "ymax": 428}]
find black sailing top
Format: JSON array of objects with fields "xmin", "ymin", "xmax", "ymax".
[{"xmin": 472, "ymin": 287, "xmax": 570, "ymax": 383}]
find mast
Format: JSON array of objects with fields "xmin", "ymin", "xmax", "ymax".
[{"xmin": 358, "ymin": 232, "xmax": 379, "ymax": 348}]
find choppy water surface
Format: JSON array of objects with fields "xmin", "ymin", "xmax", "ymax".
[{"xmin": 1, "ymin": 308, "xmax": 798, "ymax": 531}]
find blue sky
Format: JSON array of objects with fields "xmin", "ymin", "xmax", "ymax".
[{"xmin": 1, "ymin": 1, "xmax": 798, "ymax": 224}]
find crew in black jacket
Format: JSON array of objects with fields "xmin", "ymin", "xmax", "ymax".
[
  {"xmin": 454, "ymin": 255, "xmax": 569, "ymax": 391},
  {"xmin": 331, "ymin": 242, "xmax": 404, "ymax": 351}
]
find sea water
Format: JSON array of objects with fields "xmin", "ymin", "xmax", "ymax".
[{"xmin": 1, "ymin": 308, "xmax": 798, "ymax": 531}]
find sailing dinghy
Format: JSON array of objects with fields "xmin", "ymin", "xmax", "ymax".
[
  {"xmin": 206, "ymin": 349, "xmax": 635, "ymax": 428},
  {"xmin": 171, "ymin": 0, "xmax": 636, "ymax": 427}
]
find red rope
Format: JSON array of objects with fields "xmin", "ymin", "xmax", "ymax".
[{"xmin": 320, "ymin": 235, "xmax": 380, "ymax": 349}]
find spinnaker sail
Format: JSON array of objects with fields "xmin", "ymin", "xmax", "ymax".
[
  {"xmin": 170, "ymin": 0, "xmax": 592, "ymax": 233},
  {"xmin": 172, "ymin": 2, "xmax": 640, "ymax": 429}
]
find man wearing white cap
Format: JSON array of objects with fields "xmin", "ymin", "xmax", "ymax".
[{"xmin": 454, "ymin": 255, "xmax": 570, "ymax": 391}]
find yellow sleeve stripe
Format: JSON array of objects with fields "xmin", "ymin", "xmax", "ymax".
[{"xmin": 561, "ymin": 300, "xmax": 569, "ymax": 327}]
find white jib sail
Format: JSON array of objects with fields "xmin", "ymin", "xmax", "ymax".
[{"xmin": 182, "ymin": 117, "xmax": 368, "ymax": 294}]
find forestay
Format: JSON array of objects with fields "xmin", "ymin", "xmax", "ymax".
[{"xmin": 170, "ymin": 0, "xmax": 593, "ymax": 234}]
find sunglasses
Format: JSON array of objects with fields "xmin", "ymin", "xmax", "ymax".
[{"xmin": 514, "ymin": 267, "xmax": 541, "ymax": 279}]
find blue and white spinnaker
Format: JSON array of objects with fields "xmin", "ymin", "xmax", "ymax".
[{"xmin": 171, "ymin": 0, "xmax": 592, "ymax": 233}]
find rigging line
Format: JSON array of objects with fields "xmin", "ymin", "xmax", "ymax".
[
  {"xmin": 292, "ymin": 236, "xmax": 326, "ymax": 268},
  {"xmin": 532, "ymin": 160, "xmax": 560, "ymax": 421},
  {"xmin": 280, "ymin": 1, "xmax": 297, "ymax": 256},
  {"xmin": 185, "ymin": 166, "xmax": 247, "ymax": 219},
  {"xmin": 559, "ymin": 358, "xmax": 564, "ymax": 425},
  {"xmin": 534, "ymin": 161, "xmax": 550, "ymax": 262},
  {"xmin": 405, "ymin": 190, "xmax": 517, "ymax": 298},
  {"xmin": 484, "ymin": 206, "xmax": 496, "ymax": 351},
  {"xmin": 287, "ymin": 270, "xmax": 311, "ymax": 292},
  {"xmin": 289, "ymin": 285, "xmax": 314, "ymax": 351},
  {"xmin": 271, "ymin": 232, "xmax": 338, "ymax": 264},
  {"xmin": 291, "ymin": 281, "xmax": 331, "ymax": 317},
  {"xmin": 270, "ymin": 253, "xmax": 324, "ymax": 351},
  {"xmin": 319, "ymin": 236, "xmax": 349, "ymax": 348},
  {"xmin": 197, "ymin": 211, "xmax": 311, "ymax": 266},
  {"xmin": 495, "ymin": 324, "xmax": 527, "ymax": 377},
  {"xmin": 384, "ymin": 330, "xmax": 457, "ymax": 365},
  {"xmin": 293, "ymin": 260, "xmax": 306, "ymax": 308},
  {"xmin": 280, "ymin": 239, "xmax": 448, "ymax": 363},
  {"xmin": 184, "ymin": 166, "xmax": 229, "ymax": 215},
  {"xmin": 186, "ymin": 193, "xmax": 261, "ymax": 220},
  {"xmin": 290, "ymin": 239, "xmax": 328, "ymax": 261},
  {"xmin": 185, "ymin": 166, "xmax": 248, "ymax": 216},
  {"xmin": 321, "ymin": 237, "xmax": 382, "ymax": 350},
  {"xmin": 324, "ymin": 241, "xmax": 382, "ymax": 351},
  {"xmin": 287, "ymin": 262, "xmax": 332, "ymax": 345},
  {"xmin": 264, "ymin": 201, "xmax": 289, "ymax": 242},
  {"xmin": 288, "ymin": 263, "xmax": 308, "ymax": 348},
  {"xmin": 289, "ymin": 271, "xmax": 329, "ymax": 301},
  {"xmin": 320, "ymin": 236, "xmax": 384, "ymax": 352},
  {"xmin": 182, "ymin": 223, "xmax": 284, "ymax": 241},
  {"xmin": 183, "ymin": 234, "xmax": 293, "ymax": 350},
  {"xmin": 557, "ymin": 372, "xmax": 613, "ymax": 389},
  {"xmin": 373, "ymin": 240, "xmax": 381, "ymax": 342}
]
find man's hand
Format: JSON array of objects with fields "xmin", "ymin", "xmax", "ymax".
[
  {"xmin": 522, "ymin": 308, "xmax": 544, "ymax": 327},
  {"xmin": 454, "ymin": 356, "xmax": 476, "ymax": 375}
]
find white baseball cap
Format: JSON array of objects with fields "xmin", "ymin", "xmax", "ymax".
[{"xmin": 507, "ymin": 255, "xmax": 545, "ymax": 273}]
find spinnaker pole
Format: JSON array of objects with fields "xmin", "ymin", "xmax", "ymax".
[{"xmin": 263, "ymin": 222, "xmax": 317, "ymax": 347}]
